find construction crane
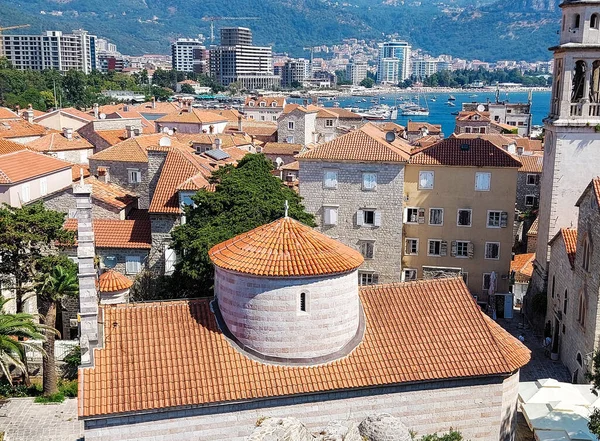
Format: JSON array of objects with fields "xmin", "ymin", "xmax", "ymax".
[
  {"xmin": 0, "ymin": 24, "xmax": 31, "ymax": 57},
  {"xmin": 202, "ymin": 17, "xmax": 260, "ymax": 44}
]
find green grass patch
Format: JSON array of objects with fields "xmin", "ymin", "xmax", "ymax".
[{"xmin": 34, "ymin": 392, "xmax": 65, "ymax": 404}]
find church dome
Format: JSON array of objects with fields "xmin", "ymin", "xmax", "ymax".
[
  {"xmin": 97, "ymin": 269, "xmax": 133, "ymax": 293},
  {"xmin": 209, "ymin": 216, "xmax": 364, "ymax": 277}
]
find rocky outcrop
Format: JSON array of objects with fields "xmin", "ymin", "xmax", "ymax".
[
  {"xmin": 358, "ymin": 414, "xmax": 411, "ymax": 441},
  {"xmin": 248, "ymin": 417, "xmax": 313, "ymax": 441}
]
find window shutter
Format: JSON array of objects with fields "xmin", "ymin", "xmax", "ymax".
[
  {"xmin": 126, "ymin": 259, "xmax": 134, "ymax": 274},
  {"xmin": 164, "ymin": 247, "xmax": 176, "ymax": 275},
  {"xmin": 374, "ymin": 211, "xmax": 382, "ymax": 227},
  {"xmin": 440, "ymin": 241, "xmax": 448, "ymax": 256},
  {"xmin": 403, "ymin": 208, "xmax": 408, "ymax": 224},
  {"xmin": 330, "ymin": 208, "xmax": 338, "ymax": 225},
  {"xmin": 323, "ymin": 207, "xmax": 331, "ymax": 225},
  {"xmin": 467, "ymin": 242, "xmax": 474, "ymax": 259},
  {"xmin": 418, "ymin": 208, "xmax": 425, "ymax": 224},
  {"xmin": 500, "ymin": 211, "xmax": 508, "ymax": 228},
  {"xmin": 451, "ymin": 241, "xmax": 457, "ymax": 257},
  {"xmin": 356, "ymin": 210, "xmax": 364, "ymax": 226},
  {"xmin": 404, "ymin": 239, "xmax": 410, "ymax": 255}
]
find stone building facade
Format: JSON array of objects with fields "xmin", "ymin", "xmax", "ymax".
[
  {"xmin": 516, "ymin": 164, "xmax": 542, "ymax": 212},
  {"xmin": 277, "ymin": 105, "xmax": 318, "ymax": 145},
  {"xmin": 88, "ymin": 159, "xmax": 148, "ymax": 208}
]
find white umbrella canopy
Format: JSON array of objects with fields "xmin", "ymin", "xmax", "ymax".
[{"xmin": 520, "ymin": 379, "xmax": 592, "ymax": 407}]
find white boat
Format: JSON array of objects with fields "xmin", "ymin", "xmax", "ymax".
[
  {"xmin": 402, "ymin": 109, "xmax": 430, "ymax": 116},
  {"xmin": 447, "ymin": 101, "xmax": 456, "ymax": 107}
]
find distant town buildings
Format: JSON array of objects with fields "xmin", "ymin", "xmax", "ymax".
[
  {"xmin": 281, "ymin": 58, "xmax": 310, "ymax": 88},
  {"xmin": 346, "ymin": 60, "xmax": 368, "ymax": 85},
  {"xmin": 0, "ymin": 29, "xmax": 97, "ymax": 73},
  {"xmin": 171, "ymin": 38, "xmax": 207, "ymax": 73},
  {"xmin": 377, "ymin": 41, "xmax": 411, "ymax": 84}
]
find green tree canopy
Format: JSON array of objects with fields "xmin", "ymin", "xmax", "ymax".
[
  {"xmin": 170, "ymin": 154, "xmax": 314, "ymax": 297},
  {"xmin": 179, "ymin": 83, "xmax": 196, "ymax": 94},
  {"xmin": 360, "ymin": 77, "xmax": 375, "ymax": 88}
]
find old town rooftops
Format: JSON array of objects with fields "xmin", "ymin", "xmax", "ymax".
[
  {"xmin": 208, "ymin": 217, "xmax": 364, "ymax": 277},
  {"xmin": 0, "ymin": 150, "xmax": 72, "ymax": 184},
  {"xmin": 78, "ymin": 277, "xmax": 530, "ymax": 418}
]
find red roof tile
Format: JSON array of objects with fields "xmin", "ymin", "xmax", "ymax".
[
  {"xmin": 0, "ymin": 138, "xmax": 27, "ymax": 155},
  {"xmin": 156, "ymin": 108, "xmax": 228, "ymax": 124},
  {"xmin": 78, "ymin": 277, "xmax": 530, "ymax": 418},
  {"xmin": 90, "ymin": 134, "xmax": 189, "ymax": 163},
  {"xmin": 0, "ymin": 119, "xmax": 47, "ymax": 139},
  {"xmin": 516, "ymin": 155, "xmax": 543, "ymax": 173},
  {"xmin": 97, "ymin": 270, "xmax": 133, "ymax": 292},
  {"xmin": 410, "ymin": 138, "xmax": 522, "ymax": 168},
  {"xmin": 245, "ymin": 96, "xmax": 286, "ymax": 108},
  {"xmin": 0, "ymin": 150, "xmax": 71, "ymax": 184},
  {"xmin": 71, "ymin": 165, "xmax": 91, "ymax": 182},
  {"xmin": 27, "ymin": 132, "xmax": 93, "ymax": 152},
  {"xmin": 262, "ymin": 142, "xmax": 303, "ymax": 156},
  {"xmin": 64, "ymin": 218, "xmax": 151, "ymax": 249},
  {"xmin": 549, "ymin": 228, "xmax": 578, "ymax": 269},
  {"xmin": 511, "ymin": 253, "xmax": 535, "ymax": 283},
  {"xmin": 406, "ymin": 122, "xmax": 441, "ymax": 134},
  {"xmin": 527, "ymin": 217, "xmax": 539, "ymax": 236},
  {"xmin": 0, "ymin": 107, "xmax": 20, "ymax": 120}
]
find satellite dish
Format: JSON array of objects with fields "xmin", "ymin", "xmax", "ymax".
[
  {"xmin": 99, "ymin": 113, "xmax": 106, "ymax": 120},
  {"xmin": 477, "ymin": 104, "xmax": 486, "ymax": 112},
  {"xmin": 385, "ymin": 131, "xmax": 396, "ymax": 143},
  {"xmin": 162, "ymin": 127, "xmax": 169, "ymax": 134},
  {"xmin": 168, "ymin": 129, "xmax": 174, "ymax": 136},
  {"xmin": 159, "ymin": 136, "xmax": 172, "ymax": 147}
]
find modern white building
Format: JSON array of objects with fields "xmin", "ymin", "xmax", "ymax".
[
  {"xmin": 346, "ymin": 61, "xmax": 368, "ymax": 85},
  {"xmin": 171, "ymin": 38, "xmax": 207, "ymax": 73},
  {"xmin": 377, "ymin": 41, "xmax": 411, "ymax": 84},
  {"xmin": 0, "ymin": 29, "xmax": 97, "ymax": 73},
  {"xmin": 281, "ymin": 58, "xmax": 310, "ymax": 88},
  {"xmin": 411, "ymin": 58, "xmax": 450, "ymax": 79}
]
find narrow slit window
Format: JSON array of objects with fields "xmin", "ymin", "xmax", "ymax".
[{"xmin": 300, "ymin": 292, "xmax": 306, "ymax": 312}]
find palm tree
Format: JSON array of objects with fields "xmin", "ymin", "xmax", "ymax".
[
  {"xmin": 36, "ymin": 265, "xmax": 78, "ymax": 396},
  {"xmin": 0, "ymin": 298, "xmax": 46, "ymax": 385}
]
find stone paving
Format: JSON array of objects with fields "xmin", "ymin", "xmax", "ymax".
[
  {"xmin": 498, "ymin": 310, "xmax": 571, "ymax": 382},
  {"xmin": 0, "ymin": 398, "xmax": 83, "ymax": 441}
]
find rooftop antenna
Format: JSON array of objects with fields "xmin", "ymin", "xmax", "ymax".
[{"xmin": 284, "ymin": 200, "xmax": 289, "ymax": 218}]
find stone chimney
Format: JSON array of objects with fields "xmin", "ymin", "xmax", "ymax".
[
  {"xmin": 125, "ymin": 125, "xmax": 135, "ymax": 139},
  {"xmin": 24, "ymin": 105, "xmax": 34, "ymax": 124},
  {"xmin": 237, "ymin": 115, "xmax": 243, "ymax": 132},
  {"xmin": 97, "ymin": 167, "xmax": 109, "ymax": 183},
  {"xmin": 151, "ymin": 96, "xmax": 156, "ymax": 109},
  {"xmin": 123, "ymin": 104, "xmax": 129, "ymax": 112},
  {"xmin": 213, "ymin": 138, "xmax": 222, "ymax": 150},
  {"xmin": 73, "ymin": 177, "xmax": 100, "ymax": 366},
  {"xmin": 63, "ymin": 127, "xmax": 74, "ymax": 140},
  {"xmin": 93, "ymin": 103, "xmax": 99, "ymax": 119}
]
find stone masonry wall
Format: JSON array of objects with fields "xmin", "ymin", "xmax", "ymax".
[
  {"xmin": 299, "ymin": 160, "xmax": 404, "ymax": 284},
  {"xmin": 278, "ymin": 113, "xmax": 307, "ymax": 145},
  {"xmin": 83, "ymin": 373, "xmax": 520, "ymax": 441},
  {"xmin": 516, "ymin": 172, "xmax": 541, "ymax": 213},
  {"xmin": 88, "ymin": 160, "xmax": 148, "ymax": 208},
  {"xmin": 43, "ymin": 188, "xmax": 123, "ymax": 219},
  {"xmin": 149, "ymin": 214, "xmax": 179, "ymax": 275}
]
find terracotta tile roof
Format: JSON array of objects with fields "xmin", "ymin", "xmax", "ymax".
[
  {"xmin": 71, "ymin": 165, "xmax": 91, "ymax": 182},
  {"xmin": 262, "ymin": 142, "xmax": 303, "ymax": 156},
  {"xmin": 107, "ymin": 112, "xmax": 156, "ymax": 134},
  {"xmin": 97, "ymin": 270, "xmax": 133, "ymax": 293},
  {"xmin": 0, "ymin": 138, "xmax": 27, "ymax": 155},
  {"xmin": 456, "ymin": 111, "xmax": 491, "ymax": 122},
  {"xmin": 527, "ymin": 217, "xmax": 539, "ymax": 236},
  {"xmin": 516, "ymin": 155, "xmax": 543, "ymax": 173},
  {"xmin": 245, "ymin": 96, "xmax": 286, "ymax": 107},
  {"xmin": 156, "ymin": 108, "xmax": 228, "ymax": 124},
  {"xmin": 0, "ymin": 150, "xmax": 71, "ymax": 184},
  {"xmin": 27, "ymin": 132, "xmax": 93, "ymax": 152},
  {"xmin": 491, "ymin": 121, "xmax": 517, "ymax": 133},
  {"xmin": 90, "ymin": 134, "xmax": 188, "ymax": 163},
  {"xmin": 549, "ymin": 228, "xmax": 578, "ymax": 268},
  {"xmin": 204, "ymin": 108, "xmax": 244, "ymax": 123},
  {"xmin": 209, "ymin": 217, "xmax": 364, "ymax": 277},
  {"xmin": 297, "ymin": 123, "xmax": 410, "ymax": 163},
  {"xmin": 511, "ymin": 253, "xmax": 535, "ymax": 283},
  {"xmin": 325, "ymin": 107, "xmax": 363, "ymax": 120},
  {"xmin": 17, "ymin": 108, "xmax": 46, "ymax": 119},
  {"xmin": 226, "ymin": 121, "xmax": 278, "ymax": 137},
  {"xmin": 86, "ymin": 177, "xmax": 136, "ymax": 209},
  {"xmin": 595, "ymin": 178, "xmax": 600, "ymax": 207},
  {"xmin": 412, "ymin": 135, "xmax": 441, "ymax": 148},
  {"xmin": 175, "ymin": 133, "xmax": 252, "ymax": 149},
  {"xmin": 282, "ymin": 104, "xmax": 318, "ymax": 115},
  {"xmin": 94, "ymin": 130, "xmax": 128, "ymax": 147},
  {"xmin": 575, "ymin": 177, "xmax": 600, "ymax": 209},
  {"xmin": 78, "ymin": 277, "xmax": 530, "ymax": 418},
  {"xmin": 410, "ymin": 138, "xmax": 522, "ymax": 168},
  {"xmin": 0, "ymin": 107, "xmax": 20, "ymax": 120},
  {"xmin": 451, "ymin": 133, "xmax": 516, "ymax": 150},
  {"xmin": 35, "ymin": 107, "xmax": 96, "ymax": 124},
  {"xmin": 282, "ymin": 161, "xmax": 299, "ymax": 171},
  {"xmin": 0, "ymin": 119, "xmax": 47, "ymax": 139},
  {"xmin": 514, "ymin": 138, "xmax": 543, "ymax": 153},
  {"xmin": 377, "ymin": 122, "xmax": 405, "ymax": 132},
  {"xmin": 149, "ymin": 148, "xmax": 214, "ymax": 214},
  {"xmin": 407, "ymin": 122, "xmax": 442, "ymax": 134},
  {"xmin": 64, "ymin": 218, "xmax": 151, "ymax": 249}
]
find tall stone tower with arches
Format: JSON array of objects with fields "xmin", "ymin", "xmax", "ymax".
[{"xmin": 532, "ymin": 0, "xmax": 600, "ymax": 292}]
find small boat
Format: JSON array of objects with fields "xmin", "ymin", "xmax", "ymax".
[
  {"xmin": 402, "ymin": 108, "xmax": 430, "ymax": 116},
  {"xmin": 451, "ymin": 111, "xmax": 459, "ymax": 115},
  {"xmin": 430, "ymin": 98, "xmax": 436, "ymax": 102},
  {"xmin": 448, "ymin": 95, "xmax": 456, "ymax": 101},
  {"xmin": 447, "ymin": 102, "xmax": 456, "ymax": 107},
  {"xmin": 470, "ymin": 94, "xmax": 478, "ymax": 98}
]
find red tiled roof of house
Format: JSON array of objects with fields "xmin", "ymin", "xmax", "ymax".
[
  {"xmin": 377, "ymin": 122, "xmax": 405, "ymax": 132},
  {"xmin": 514, "ymin": 138, "xmax": 543, "ymax": 153},
  {"xmin": 456, "ymin": 111, "xmax": 491, "ymax": 122},
  {"xmin": 0, "ymin": 150, "xmax": 71, "ymax": 184},
  {"xmin": 90, "ymin": 134, "xmax": 188, "ymax": 163},
  {"xmin": 575, "ymin": 177, "xmax": 600, "ymax": 210},
  {"xmin": 97, "ymin": 270, "xmax": 133, "ymax": 293},
  {"xmin": 156, "ymin": 108, "xmax": 228, "ymax": 124},
  {"xmin": 245, "ymin": 96, "xmax": 286, "ymax": 108},
  {"xmin": 0, "ymin": 107, "xmax": 20, "ymax": 120},
  {"xmin": 107, "ymin": 112, "xmax": 156, "ymax": 134},
  {"xmin": 325, "ymin": 107, "xmax": 363, "ymax": 120},
  {"xmin": 34, "ymin": 107, "xmax": 96, "ymax": 124},
  {"xmin": 412, "ymin": 135, "xmax": 441, "ymax": 149},
  {"xmin": 78, "ymin": 277, "xmax": 530, "ymax": 418},
  {"xmin": 451, "ymin": 133, "xmax": 515, "ymax": 150},
  {"xmin": 204, "ymin": 108, "xmax": 245, "ymax": 123},
  {"xmin": 282, "ymin": 161, "xmax": 299, "ymax": 171},
  {"xmin": 64, "ymin": 218, "xmax": 151, "ymax": 249},
  {"xmin": 406, "ymin": 122, "xmax": 442, "ymax": 134},
  {"xmin": 262, "ymin": 142, "xmax": 303, "ymax": 156},
  {"xmin": 175, "ymin": 133, "xmax": 252, "ymax": 149},
  {"xmin": 0, "ymin": 119, "xmax": 48, "ymax": 139},
  {"xmin": 527, "ymin": 217, "xmax": 539, "ymax": 236},
  {"xmin": 85, "ymin": 177, "xmax": 136, "ymax": 209},
  {"xmin": 410, "ymin": 138, "xmax": 522, "ymax": 168},
  {"xmin": 27, "ymin": 132, "xmax": 93, "ymax": 152},
  {"xmin": 297, "ymin": 123, "xmax": 410, "ymax": 163},
  {"xmin": 557, "ymin": 228, "xmax": 578, "ymax": 269},
  {"xmin": 516, "ymin": 155, "xmax": 543, "ymax": 173},
  {"xmin": 511, "ymin": 253, "xmax": 535, "ymax": 283},
  {"xmin": 0, "ymin": 138, "xmax": 27, "ymax": 155},
  {"xmin": 71, "ymin": 165, "xmax": 91, "ymax": 182},
  {"xmin": 209, "ymin": 217, "xmax": 364, "ymax": 277}
]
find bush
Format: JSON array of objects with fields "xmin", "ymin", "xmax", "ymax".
[
  {"xmin": 58, "ymin": 379, "xmax": 78, "ymax": 398},
  {"xmin": 34, "ymin": 392, "xmax": 65, "ymax": 404},
  {"xmin": 62, "ymin": 346, "xmax": 81, "ymax": 380},
  {"xmin": 0, "ymin": 381, "xmax": 42, "ymax": 398}
]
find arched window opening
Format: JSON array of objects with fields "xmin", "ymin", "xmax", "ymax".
[
  {"xmin": 574, "ymin": 14, "xmax": 581, "ymax": 29},
  {"xmin": 577, "ymin": 352, "xmax": 583, "ymax": 366},
  {"xmin": 572, "ymin": 60, "xmax": 586, "ymax": 102},
  {"xmin": 300, "ymin": 292, "xmax": 307, "ymax": 312},
  {"xmin": 590, "ymin": 61, "xmax": 600, "ymax": 104},
  {"xmin": 577, "ymin": 292, "xmax": 587, "ymax": 326},
  {"xmin": 583, "ymin": 237, "xmax": 591, "ymax": 271},
  {"xmin": 564, "ymin": 290, "xmax": 568, "ymax": 314},
  {"xmin": 592, "ymin": 14, "xmax": 599, "ymax": 29}
]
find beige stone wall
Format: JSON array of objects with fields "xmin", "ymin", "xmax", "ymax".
[
  {"xmin": 402, "ymin": 164, "xmax": 517, "ymax": 297},
  {"xmin": 83, "ymin": 373, "xmax": 521, "ymax": 441}
]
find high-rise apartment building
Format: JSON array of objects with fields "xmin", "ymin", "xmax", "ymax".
[
  {"xmin": 209, "ymin": 27, "xmax": 280, "ymax": 90},
  {"xmin": 346, "ymin": 61, "xmax": 368, "ymax": 85},
  {"xmin": 0, "ymin": 29, "xmax": 97, "ymax": 73},
  {"xmin": 281, "ymin": 58, "xmax": 310, "ymax": 88},
  {"xmin": 171, "ymin": 38, "xmax": 207, "ymax": 73},
  {"xmin": 411, "ymin": 58, "xmax": 450, "ymax": 79},
  {"xmin": 377, "ymin": 41, "xmax": 411, "ymax": 84}
]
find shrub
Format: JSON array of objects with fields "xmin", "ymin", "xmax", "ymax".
[
  {"xmin": 34, "ymin": 392, "xmax": 65, "ymax": 404},
  {"xmin": 58, "ymin": 379, "xmax": 78, "ymax": 398},
  {"xmin": 61, "ymin": 346, "xmax": 81, "ymax": 380},
  {"xmin": 0, "ymin": 381, "xmax": 42, "ymax": 398}
]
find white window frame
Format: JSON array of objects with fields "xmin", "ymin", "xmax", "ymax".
[
  {"xmin": 323, "ymin": 170, "xmax": 338, "ymax": 189},
  {"xmin": 405, "ymin": 238, "xmax": 419, "ymax": 255},
  {"xmin": 429, "ymin": 208, "xmax": 444, "ymax": 226},
  {"xmin": 525, "ymin": 195, "xmax": 538, "ymax": 207},
  {"xmin": 362, "ymin": 172, "xmax": 377, "ymax": 191},
  {"xmin": 164, "ymin": 247, "xmax": 176, "ymax": 276},
  {"xmin": 20, "ymin": 183, "xmax": 30, "ymax": 203},
  {"xmin": 322, "ymin": 205, "xmax": 338, "ymax": 226},
  {"xmin": 358, "ymin": 271, "xmax": 379, "ymax": 286},
  {"xmin": 484, "ymin": 242, "xmax": 500, "ymax": 260},
  {"xmin": 418, "ymin": 170, "xmax": 434, "ymax": 190},
  {"xmin": 455, "ymin": 241, "xmax": 470, "ymax": 258},
  {"xmin": 487, "ymin": 210, "xmax": 502, "ymax": 228},
  {"xmin": 125, "ymin": 255, "xmax": 142, "ymax": 274},
  {"xmin": 475, "ymin": 172, "xmax": 491, "ymax": 191},
  {"xmin": 39, "ymin": 177, "xmax": 47, "ymax": 196},
  {"xmin": 402, "ymin": 268, "xmax": 418, "ymax": 282},
  {"xmin": 405, "ymin": 207, "xmax": 420, "ymax": 224},
  {"xmin": 457, "ymin": 209, "xmax": 472, "ymax": 227},
  {"xmin": 288, "ymin": 121, "xmax": 295, "ymax": 130},
  {"xmin": 128, "ymin": 168, "xmax": 141, "ymax": 184},
  {"xmin": 428, "ymin": 239, "xmax": 442, "ymax": 257},
  {"xmin": 325, "ymin": 119, "xmax": 334, "ymax": 127},
  {"xmin": 286, "ymin": 136, "xmax": 294, "ymax": 143}
]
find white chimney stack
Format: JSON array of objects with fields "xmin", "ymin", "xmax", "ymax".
[
  {"xmin": 93, "ymin": 103, "xmax": 99, "ymax": 119},
  {"xmin": 214, "ymin": 138, "xmax": 222, "ymax": 150},
  {"xmin": 63, "ymin": 127, "xmax": 74, "ymax": 140}
]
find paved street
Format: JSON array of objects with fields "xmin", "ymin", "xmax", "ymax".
[
  {"xmin": 498, "ymin": 310, "xmax": 571, "ymax": 382},
  {"xmin": 0, "ymin": 398, "xmax": 83, "ymax": 441}
]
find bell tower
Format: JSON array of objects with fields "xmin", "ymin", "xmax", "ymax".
[{"xmin": 533, "ymin": 0, "xmax": 600, "ymax": 291}]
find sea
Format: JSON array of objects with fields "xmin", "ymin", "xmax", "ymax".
[{"xmin": 291, "ymin": 90, "xmax": 551, "ymax": 136}]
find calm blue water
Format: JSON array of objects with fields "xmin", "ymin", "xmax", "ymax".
[{"xmin": 292, "ymin": 90, "xmax": 551, "ymax": 136}]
